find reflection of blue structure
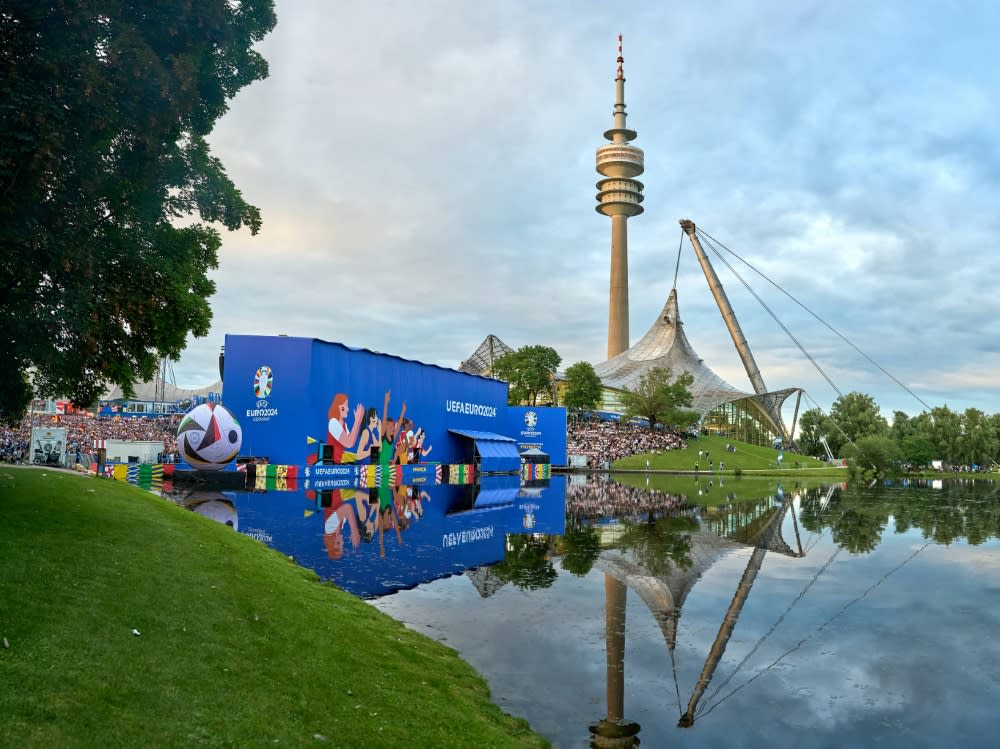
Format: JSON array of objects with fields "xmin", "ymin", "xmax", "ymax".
[
  {"xmin": 224, "ymin": 475, "xmax": 567, "ymax": 598},
  {"xmin": 222, "ymin": 334, "xmax": 566, "ymax": 469}
]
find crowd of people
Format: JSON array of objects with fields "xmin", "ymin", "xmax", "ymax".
[
  {"xmin": 0, "ymin": 413, "xmax": 179, "ymax": 465},
  {"xmin": 3, "ymin": 410, "xmax": 688, "ymax": 469},
  {"xmin": 566, "ymin": 419, "xmax": 688, "ymax": 468}
]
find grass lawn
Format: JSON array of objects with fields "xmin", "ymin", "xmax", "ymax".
[
  {"xmin": 612, "ymin": 433, "xmax": 846, "ymax": 475},
  {"xmin": 0, "ymin": 466, "xmax": 548, "ymax": 749},
  {"xmin": 607, "ymin": 434, "xmax": 849, "ymax": 505}
]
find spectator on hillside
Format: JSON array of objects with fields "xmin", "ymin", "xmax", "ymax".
[{"xmin": 566, "ymin": 419, "xmax": 687, "ymax": 468}]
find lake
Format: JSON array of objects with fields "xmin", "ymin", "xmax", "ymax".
[{"xmin": 187, "ymin": 472, "xmax": 1000, "ymax": 748}]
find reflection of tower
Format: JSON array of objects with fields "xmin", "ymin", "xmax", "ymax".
[
  {"xmin": 588, "ymin": 573, "xmax": 640, "ymax": 748},
  {"xmin": 596, "ymin": 35, "xmax": 644, "ymax": 359}
]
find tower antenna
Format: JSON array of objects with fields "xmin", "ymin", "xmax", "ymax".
[{"xmin": 616, "ymin": 33, "xmax": 624, "ymax": 81}]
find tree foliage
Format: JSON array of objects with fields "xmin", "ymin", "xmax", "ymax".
[
  {"xmin": 559, "ymin": 527, "xmax": 601, "ymax": 577},
  {"xmin": 492, "ymin": 535, "xmax": 557, "ymax": 590},
  {"xmin": 492, "ymin": 345, "xmax": 561, "ymax": 406},
  {"xmin": 826, "ymin": 392, "xmax": 888, "ymax": 454},
  {"xmin": 561, "ymin": 361, "xmax": 603, "ymax": 412},
  {"xmin": 0, "ymin": 1, "xmax": 276, "ymax": 424},
  {"xmin": 925, "ymin": 406, "xmax": 962, "ymax": 465},
  {"xmin": 796, "ymin": 407, "xmax": 830, "ymax": 457},
  {"xmin": 800, "ymin": 396, "xmax": 1000, "ymax": 471},
  {"xmin": 842, "ymin": 435, "xmax": 903, "ymax": 479},
  {"xmin": 618, "ymin": 366, "xmax": 697, "ymax": 432},
  {"xmin": 901, "ymin": 435, "xmax": 935, "ymax": 467},
  {"xmin": 798, "ymin": 481, "xmax": 1000, "ymax": 551}
]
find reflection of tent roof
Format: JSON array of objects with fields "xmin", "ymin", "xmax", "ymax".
[
  {"xmin": 101, "ymin": 379, "xmax": 222, "ymax": 402},
  {"xmin": 596, "ymin": 528, "xmax": 745, "ymax": 648},
  {"xmin": 591, "ymin": 498, "xmax": 801, "ymax": 653},
  {"xmin": 465, "ymin": 566, "xmax": 508, "ymax": 598},
  {"xmin": 593, "ymin": 288, "xmax": 796, "ymax": 431},
  {"xmin": 458, "ymin": 334, "xmax": 514, "ymax": 375}
]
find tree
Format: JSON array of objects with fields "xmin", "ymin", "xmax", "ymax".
[
  {"xmin": 926, "ymin": 406, "xmax": 962, "ymax": 465},
  {"xmin": 562, "ymin": 361, "xmax": 603, "ymax": 413},
  {"xmin": 901, "ymin": 435, "xmax": 935, "ymax": 468},
  {"xmin": 990, "ymin": 413, "xmax": 1000, "ymax": 470},
  {"xmin": 842, "ymin": 435, "xmax": 903, "ymax": 478},
  {"xmin": 492, "ymin": 345, "xmax": 561, "ymax": 406},
  {"xmin": 618, "ymin": 366, "xmax": 697, "ymax": 432},
  {"xmin": 1, "ymin": 2, "xmax": 277, "ymax": 424},
  {"xmin": 826, "ymin": 392, "xmax": 888, "ymax": 454},
  {"xmin": 889, "ymin": 410, "xmax": 915, "ymax": 443},
  {"xmin": 796, "ymin": 407, "xmax": 831, "ymax": 458},
  {"xmin": 959, "ymin": 408, "xmax": 997, "ymax": 468}
]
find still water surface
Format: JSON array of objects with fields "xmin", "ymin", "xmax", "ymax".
[{"xmin": 196, "ymin": 474, "xmax": 1000, "ymax": 748}]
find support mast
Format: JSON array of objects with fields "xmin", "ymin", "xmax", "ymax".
[{"xmin": 680, "ymin": 218, "xmax": 789, "ymax": 442}]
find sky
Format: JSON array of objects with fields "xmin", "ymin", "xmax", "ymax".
[{"xmin": 172, "ymin": 0, "xmax": 1000, "ymax": 421}]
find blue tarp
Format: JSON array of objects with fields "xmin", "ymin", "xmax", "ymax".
[{"xmin": 449, "ymin": 429, "xmax": 521, "ymax": 473}]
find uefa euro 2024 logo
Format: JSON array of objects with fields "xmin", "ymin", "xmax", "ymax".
[
  {"xmin": 254, "ymin": 366, "xmax": 273, "ymax": 399},
  {"xmin": 524, "ymin": 410, "xmax": 538, "ymax": 429}
]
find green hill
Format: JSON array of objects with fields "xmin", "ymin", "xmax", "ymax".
[
  {"xmin": 612, "ymin": 433, "xmax": 843, "ymax": 475},
  {"xmin": 0, "ymin": 467, "xmax": 547, "ymax": 749}
]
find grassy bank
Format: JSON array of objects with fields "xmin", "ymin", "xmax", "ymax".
[
  {"xmin": 612, "ymin": 434, "xmax": 844, "ymax": 475},
  {"xmin": 610, "ymin": 435, "xmax": 996, "ymax": 484},
  {"xmin": 0, "ymin": 467, "xmax": 547, "ymax": 748}
]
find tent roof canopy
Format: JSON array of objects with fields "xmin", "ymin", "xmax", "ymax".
[{"xmin": 449, "ymin": 429, "xmax": 520, "ymax": 473}]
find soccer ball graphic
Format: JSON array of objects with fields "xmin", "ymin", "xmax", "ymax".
[{"xmin": 177, "ymin": 403, "xmax": 242, "ymax": 471}]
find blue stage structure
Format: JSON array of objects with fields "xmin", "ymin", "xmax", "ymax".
[{"xmin": 222, "ymin": 334, "xmax": 566, "ymax": 470}]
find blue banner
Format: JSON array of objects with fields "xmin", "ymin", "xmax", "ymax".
[
  {"xmin": 223, "ymin": 335, "xmax": 512, "ymax": 468},
  {"xmin": 507, "ymin": 406, "xmax": 567, "ymax": 466}
]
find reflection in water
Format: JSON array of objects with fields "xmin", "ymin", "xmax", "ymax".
[
  {"xmin": 158, "ymin": 472, "xmax": 1000, "ymax": 747},
  {"xmin": 589, "ymin": 573, "xmax": 640, "ymax": 749},
  {"xmin": 566, "ymin": 476, "xmax": 808, "ymax": 740},
  {"xmin": 164, "ymin": 474, "xmax": 568, "ymax": 598},
  {"xmin": 800, "ymin": 478, "xmax": 1000, "ymax": 550},
  {"xmin": 182, "ymin": 491, "xmax": 239, "ymax": 530}
]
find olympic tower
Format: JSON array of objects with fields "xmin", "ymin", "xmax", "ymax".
[{"xmin": 596, "ymin": 35, "xmax": 644, "ymax": 359}]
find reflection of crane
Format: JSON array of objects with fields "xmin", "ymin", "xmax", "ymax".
[
  {"xmin": 587, "ymin": 489, "xmax": 805, "ymax": 742},
  {"xmin": 677, "ymin": 497, "xmax": 802, "ymax": 726},
  {"xmin": 818, "ymin": 483, "xmax": 837, "ymax": 512}
]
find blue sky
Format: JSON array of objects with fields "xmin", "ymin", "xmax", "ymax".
[{"xmin": 175, "ymin": 0, "xmax": 1000, "ymax": 420}]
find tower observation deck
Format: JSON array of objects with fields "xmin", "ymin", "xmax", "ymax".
[{"xmin": 596, "ymin": 35, "xmax": 644, "ymax": 359}]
